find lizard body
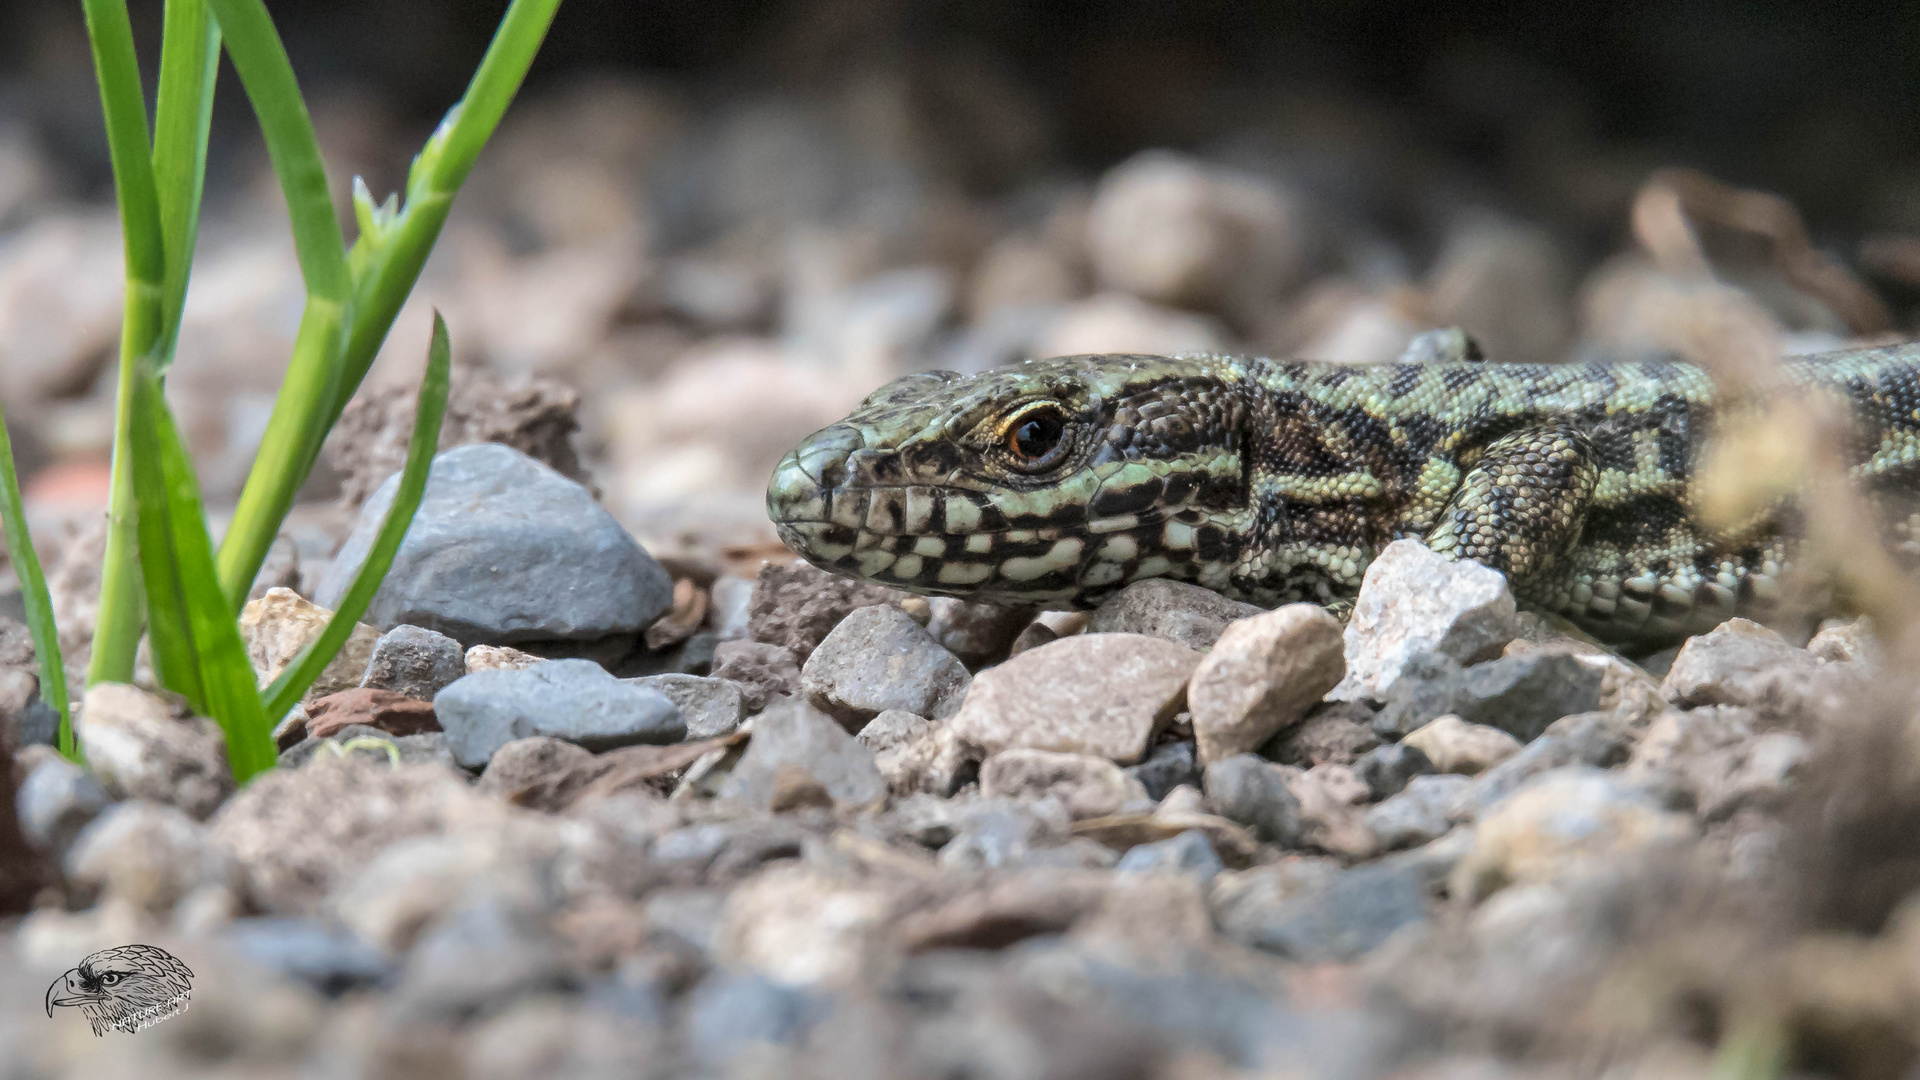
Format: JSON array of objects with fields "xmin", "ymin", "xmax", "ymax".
[{"xmin": 767, "ymin": 344, "xmax": 1920, "ymax": 644}]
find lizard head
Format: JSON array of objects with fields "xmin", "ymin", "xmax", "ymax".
[{"xmin": 767, "ymin": 354, "xmax": 1249, "ymax": 607}]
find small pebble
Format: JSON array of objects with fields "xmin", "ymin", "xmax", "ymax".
[
  {"xmin": 361, "ymin": 624, "xmax": 467, "ymax": 701},
  {"xmin": 1115, "ymin": 829, "xmax": 1224, "ymax": 883},
  {"xmin": 1402, "ymin": 714, "xmax": 1524, "ymax": 775}
]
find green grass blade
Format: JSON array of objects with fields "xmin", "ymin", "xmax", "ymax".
[
  {"xmin": 127, "ymin": 371, "xmax": 207, "ymax": 710},
  {"xmin": 81, "ymin": 0, "xmax": 169, "ymax": 689},
  {"xmin": 126, "ymin": 364, "xmax": 277, "ymax": 781},
  {"xmin": 202, "ymin": 0, "xmax": 347, "ymax": 301},
  {"xmin": 80, "ymin": 0, "xmax": 164, "ymax": 289},
  {"xmin": 151, "ymin": 0, "xmax": 222, "ymax": 368},
  {"xmin": 263, "ymin": 313, "xmax": 452, "ymax": 721},
  {"xmin": 325, "ymin": 0, "xmax": 562, "ymax": 442},
  {"xmin": 0, "ymin": 406, "xmax": 75, "ymax": 762},
  {"xmin": 207, "ymin": 0, "xmax": 355, "ymax": 611}
]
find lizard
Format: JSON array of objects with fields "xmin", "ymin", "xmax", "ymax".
[{"xmin": 765, "ymin": 341, "xmax": 1920, "ymax": 646}]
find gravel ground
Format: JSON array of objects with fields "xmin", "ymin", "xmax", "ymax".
[
  {"xmin": 5, "ymin": 521, "xmax": 1917, "ymax": 1077},
  {"xmin": 3, "ymin": 33, "xmax": 1920, "ymax": 1078}
]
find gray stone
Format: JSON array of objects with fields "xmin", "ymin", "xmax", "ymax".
[
  {"xmin": 1332, "ymin": 539, "xmax": 1519, "ymax": 701},
  {"xmin": 1365, "ymin": 774, "xmax": 1472, "ymax": 851},
  {"xmin": 925, "ymin": 598, "xmax": 1032, "ymax": 667},
  {"xmin": 1453, "ymin": 711, "xmax": 1634, "ymax": 820},
  {"xmin": 624, "ymin": 674, "xmax": 747, "ymax": 739},
  {"xmin": 1628, "ymin": 706, "xmax": 1807, "ymax": 821},
  {"xmin": 1007, "ymin": 610, "xmax": 1089, "ymax": 656},
  {"xmin": 1127, "ymin": 740, "xmax": 1200, "ymax": 801},
  {"xmin": 746, "ymin": 560, "xmax": 909, "ymax": 661},
  {"xmin": 855, "ymin": 709, "xmax": 930, "ymax": 755},
  {"xmin": 1661, "ymin": 618, "xmax": 1858, "ymax": 720},
  {"xmin": 1087, "ymin": 579, "xmax": 1265, "ymax": 650},
  {"xmin": 317, "ymin": 443, "xmax": 673, "ymax": 648},
  {"xmin": 278, "ymin": 725, "xmax": 455, "ymax": 771},
  {"xmin": 397, "ymin": 894, "xmax": 574, "ymax": 1017},
  {"xmin": 361, "ymin": 624, "xmax": 467, "ymax": 701},
  {"xmin": 936, "ymin": 800, "xmax": 1093, "ymax": 871},
  {"xmin": 65, "ymin": 800, "xmax": 232, "ymax": 914},
  {"xmin": 1374, "ymin": 651, "xmax": 1605, "ymax": 743},
  {"xmin": 75, "ymin": 682, "xmax": 232, "ymax": 819},
  {"xmin": 1275, "ymin": 763, "xmax": 1377, "ymax": 859},
  {"xmin": 1264, "ymin": 702, "xmax": 1380, "ymax": 766},
  {"xmin": 1115, "ymin": 829, "xmax": 1223, "ymax": 883},
  {"xmin": 1187, "ymin": 603, "xmax": 1346, "ymax": 765},
  {"xmin": 713, "ymin": 863, "xmax": 895, "ymax": 986},
  {"xmin": 210, "ymin": 756, "xmax": 493, "ymax": 916},
  {"xmin": 685, "ymin": 972, "xmax": 829, "ymax": 1066},
  {"xmin": 16, "ymin": 754, "xmax": 111, "ymax": 856},
  {"xmin": 800, "ymin": 605, "xmax": 970, "ymax": 729},
  {"xmin": 980, "ymin": 748, "xmax": 1150, "ymax": 819},
  {"xmin": 475, "ymin": 736, "xmax": 599, "ymax": 808},
  {"xmin": 1213, "ymin": 861, "xmax": 1429, "ymax": 963},
  {"xmin": 720, "ymin": 700, "xmax": 885, "ymax": 810},
  {"xmin": 1451, "ymin": 767, "xmax": 1694, "ymax": 902},
  {"xmin": 0, "ymin": 663, "xmax": 36, "ymax": 739},
  {"xmin": 15, "ymin": 698, "xmax": 59, "ymax": 748},
  {"xmin": 946, "ymin": 633, "xmax": 1202, "ymax": 765},
  {"xmin": 434, "ymin": 659, "xmax": 684, "ymax": 769},
  {"xmin": 1205, "ymin": 754, "xmax": 1304, "ymax": 847},
  {"xmin": 854, "ymin": 709, "xmax": 940, "ymax": 795},
  {"xmin": 1354, "ymin": 742, "xmax": 1435, "ymax": 800},
  {"xmin": 223, "ymin": 917, "xmax": 392, "ymax": 995},
  {"xmin": 709, "ymin": 640, "xmax": 801, "ymax": 712}
]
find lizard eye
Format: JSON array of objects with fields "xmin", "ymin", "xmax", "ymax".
[{"xmin": 1003, "ymin": 404, "xmax": 1068, "ymax": 469}]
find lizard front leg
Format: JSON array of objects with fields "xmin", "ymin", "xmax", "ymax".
[{"xmin": 1424, "ymin": 424, "xmax": 1599, "ymax": 597}]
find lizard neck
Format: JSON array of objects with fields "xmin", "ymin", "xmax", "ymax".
[{"xmin": 1226, "ymin": 360, "xmax": 1434, "ymax": 604}]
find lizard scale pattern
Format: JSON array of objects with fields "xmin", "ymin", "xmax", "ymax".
[{"xmin": 767, "ymin": 345, "xmax": 1920, "ymax": 644}]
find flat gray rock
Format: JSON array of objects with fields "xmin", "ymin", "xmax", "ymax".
[
  {"xmin": 946, "ymin": 632, "xmax": 1201, "ymax": 765},
  {"xmin": 316, "ymin": 443, "xmax": 673, "ymax": 647},
  {"xmin": 434, "ymin": 658, "xmax": 684, "ymax": 769}
]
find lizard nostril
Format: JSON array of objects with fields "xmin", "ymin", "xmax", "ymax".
[{"xmin": 794, "ymin": 425, "xmax": 862, "ymax": 489}]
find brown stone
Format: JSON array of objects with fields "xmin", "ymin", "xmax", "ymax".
[
  {"xmin": 239, "ymin": 588, "xmax": 380, "ymax": 703},
  {"xmin": 305, "ymin": 687, "xmax": 441, "ymax": 740},
  {"xmin": 1187, "ymin": 604, "xmax": 1345, "ymax": 766}
]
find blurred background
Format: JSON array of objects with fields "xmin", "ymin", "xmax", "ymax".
[{"xmin": 2, "ymin": 0, "xmax": 1919, "ymax": 578}]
